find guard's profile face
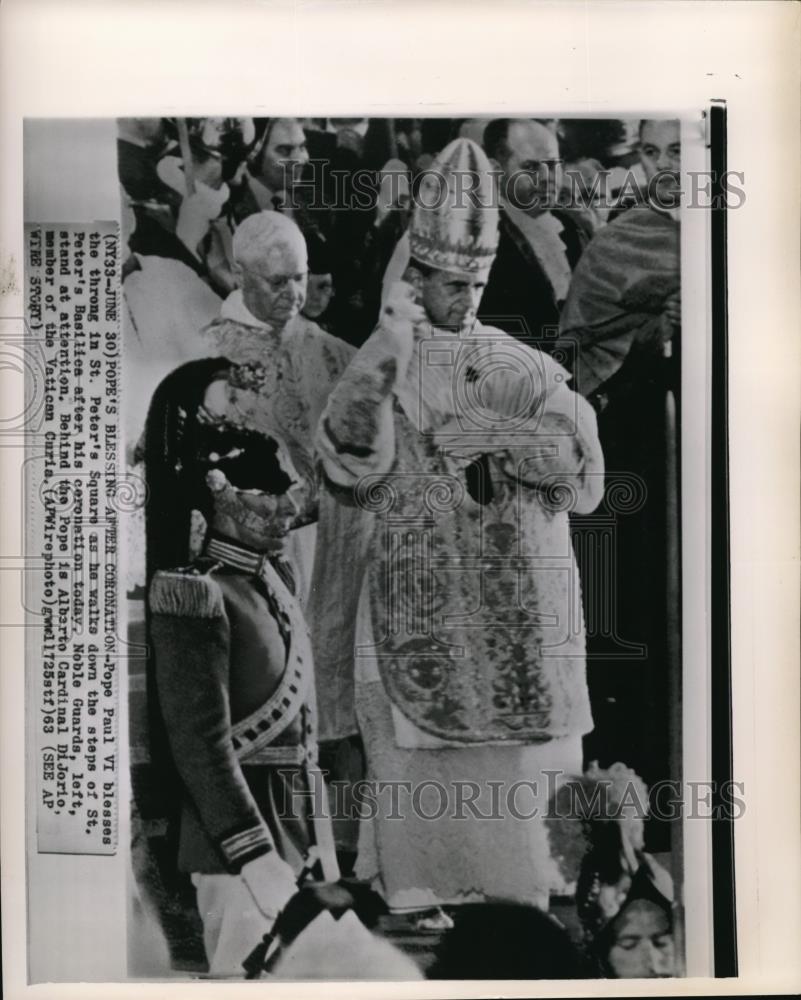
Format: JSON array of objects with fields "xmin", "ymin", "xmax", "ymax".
[
  {"xmin": 213, "ymin": 443, "xmax": 303, "ymax": 553},
  {"xmin": 231, "ymin": 486, "xmax": 301, "ymax": 551}
]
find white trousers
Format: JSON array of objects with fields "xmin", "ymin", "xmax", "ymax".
[{"xmin": 191, "ymin": 873, "xmax": 272, "ymax": 978}]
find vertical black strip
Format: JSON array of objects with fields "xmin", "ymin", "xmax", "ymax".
[{"xmin": 709, "ymin": 101, "xmax": 738, "ymax": 977}]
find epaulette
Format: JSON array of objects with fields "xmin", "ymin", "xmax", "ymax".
[{"xmin": 149, "ymin": 564, "xmax": 225, "ymax": 619}]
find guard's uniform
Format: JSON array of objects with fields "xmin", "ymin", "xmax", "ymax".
[{"xmin": 149, "ymin": 534, "xmax": 337, "ymax": 975}]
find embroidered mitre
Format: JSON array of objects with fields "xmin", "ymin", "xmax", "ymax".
[{"xmin": 408, "ymin": 138, "xmax": 499, "ymax": 281}]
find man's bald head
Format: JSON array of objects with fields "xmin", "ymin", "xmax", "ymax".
[
  {"xmin": 484, "ymin": 119, "xmax": 559, "ymax": 167},
  {"xmin": 232, "ymin": 212, "xmax": 308, "ymax": 327},
  {"xmin": 483, "ymin": 118, "xmax": 562, "ymax": 216},
  {"xmin": 233, "ymin": 211, "xmax": 307, "ymax": 271}
]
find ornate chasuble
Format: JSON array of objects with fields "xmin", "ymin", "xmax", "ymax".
[{"xmin": 356, "ymin": 324, "xmax": 596, "ymax": 746}]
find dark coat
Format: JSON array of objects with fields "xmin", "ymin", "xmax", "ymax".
[{"xmin": 479, "ymin": 208, "xmax": 592, "ymax": 350}]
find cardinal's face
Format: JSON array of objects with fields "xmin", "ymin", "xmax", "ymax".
[{"xmin": 238, "ymin": 241, "xmax": 308, "ymax": 327}]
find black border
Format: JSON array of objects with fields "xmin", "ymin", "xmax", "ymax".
[{"xmin": 708, "ymin": 101, "xmax": 738, "ymax": 978}]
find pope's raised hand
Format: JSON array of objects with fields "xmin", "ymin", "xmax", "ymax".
[
  {"xmin": 377, "ymin": 280, "xmax": 427, "ymax": 374},
  {"xmin": 174, "ymin": 179, "xmax": 230, "ymax": 258}
]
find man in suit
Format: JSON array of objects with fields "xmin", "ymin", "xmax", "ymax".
[
  {"xmin": 479, "ymin": 118, "xmax": 593, "ymax": 349},
  {"xmin": 232, "ymin": 118, "xmax": 311, "ymax": 224}
]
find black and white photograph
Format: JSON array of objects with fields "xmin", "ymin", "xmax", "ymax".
[
  {"xmin": 3, "ymin": 2, "xmax": 800, "ymax": 997},
  {"xmin": 33, "ymin": 110, "xmax": 693, "ymax": 983},
  {"xmin": 124, "ymin": 113, "xmax": 688, "ymax": 981}
]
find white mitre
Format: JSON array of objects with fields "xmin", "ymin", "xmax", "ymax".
[{"xmin": 408, "ymin": 137, "xmax": 499, "ymax": 281}]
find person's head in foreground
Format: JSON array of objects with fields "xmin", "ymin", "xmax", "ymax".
[
  {"xmin": 638, "ymin": 118, "xmax": 681, "ymax": 211},
  {"xmin": 232, "ymin": 211, "xmax": 309, "ymax": 328},
  {"xmin": 146, "ymin": 358, "xmax": 302, "ymax": 561},
  {"xmin": 404, "ymin": 137, "xmax": 498, "ymax": 332},
  {"xmin": 603, "ymin": 895, "xmax": 675, "ymax": 978},
  {"xmin": 586, "ymin": 863, "xmax": 676, "ymax": 978},
  {"xmin": 428, "ymin": 902, "xmax": 589, "ymax": 980}
]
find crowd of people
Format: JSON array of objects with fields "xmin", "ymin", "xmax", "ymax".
[{"xmin": 122, "ymin": 115, "xmax": 682, "ymax": 981}]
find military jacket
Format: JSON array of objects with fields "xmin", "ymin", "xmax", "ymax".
[{"xmin": 149, "ymin": 536, "xmax": 317, "ymax": 874}]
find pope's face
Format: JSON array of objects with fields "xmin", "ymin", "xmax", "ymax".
[
  {"xmin": 258, "ymin": 119, "xmax": 309, "ymax": 193},
  {"xmin": 237, "ymin": 241, "xmax": 308, "ymax": 327},
  {"xmin": 500, "ymin": 121, "xmax": 562, "ymax": 215},
  {"xmin": 639, "ymin": 120, "xmax": 681, "ymax": 210},
  {"xmin": 607, "ymin": 900, "xmax": 675, "ymax": 978},
  {"xmin": 421, "ymin": 268, "xmax": 486, "ymax": 331},
  {"xmin": 302, "ymin": 272, "xmax": 334, "ymax": 319}
]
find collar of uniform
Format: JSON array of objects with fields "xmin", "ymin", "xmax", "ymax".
[
  {"xmin": 205, "ymin": 534, "xmax": 297, "ymax": 595},
  {"xmin": 206, "ymin": 534, "xmax": 267, "ymax": 574}
]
